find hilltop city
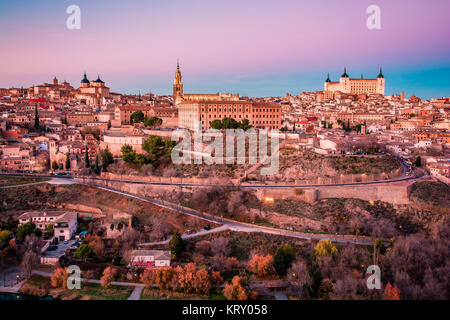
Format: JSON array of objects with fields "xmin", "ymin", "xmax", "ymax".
[{"xmin": 0, "ymin": 63, "xmax": 449, "ymax": 301}]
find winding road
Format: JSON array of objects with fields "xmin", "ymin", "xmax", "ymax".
[{"xmin": 1, "ymin": 164, "xmax": 424, "ymax": 246}]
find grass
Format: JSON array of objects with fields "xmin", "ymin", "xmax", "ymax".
[
  {"xmin": 73, "ymin": 283, "xmax": 133, "ymax": 300},
  {"xmin": 20, "ymin": 275, "xmax": 133, "ymax": 300},
  {"xmin": 254, "ymin": 219, "xmax": 280, "ymax": 228},
  {"xmin": 409, "ymin": 181, "xmax": 450, "ymax": 208},
  {"xmin": 0, "ymin": 176, "xmax": 49, "ymax": 186}
]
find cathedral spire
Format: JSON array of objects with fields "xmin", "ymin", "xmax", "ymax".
[
  {"xmin": 341, "ymin": 67, "xmax": 349, "ymax": 78},
  {"xmin": 377, "ymin": 66, "xmax": 384, "ymax": 78}
]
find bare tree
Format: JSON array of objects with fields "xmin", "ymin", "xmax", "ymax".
[
  {"xmin": 21, "ymin": 250, "xmax": 38, "ymax": 279},
  {"xmin": 286, "ymin": 259, "xmax": 312, "ymax": 298},
  {"xmin": 211, "ymin": 237, "xmax": 231, "ymax": 257}
]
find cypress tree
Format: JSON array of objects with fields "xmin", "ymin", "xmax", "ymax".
[
  {"xmin": 34, "ymin": 104, "xmax": 39, "ymax": 129},
  {"xmin": 84, "ymin": 146, "xmax": 90, "ymax": 168}
]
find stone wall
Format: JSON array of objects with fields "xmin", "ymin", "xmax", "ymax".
[{"xmin": 257, "ymin": 182, "xmax": 411, "ymax": 205}]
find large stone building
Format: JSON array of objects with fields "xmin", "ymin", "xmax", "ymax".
[
  {"xmin": 177, "ymin": 100, "xmax": 281, "ymax": 131},
  {"xmin": 324, "ymin": 68, "xmax": 385, "ymax": 97},
  {"xmin": 29, "ymin": 77, "xmax": 74, "ymax": 102},
  {"xmin": 173, "ymin": 61, "xmax": 239, "ymax": 105},
  {"xmin": 76, "ymin": 73, "xmax": 111, "ymax": 105},
  {"xmin": 113, "ymin": 104, "xmax": 178, "ymax": 127}
]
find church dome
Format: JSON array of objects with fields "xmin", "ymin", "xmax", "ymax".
[
  {"xmin": 81, "ymin": 73, "xmax": 89, "ymax": 83},
  {"xmin": 93, "ymin": 75, "xmax": 104, "ymax": 83}
]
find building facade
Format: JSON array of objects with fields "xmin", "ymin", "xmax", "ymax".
[
  {"xmin": 177, "ymin": 100, "xmax": 281, "ymax": 130},
  {"xmin": 172, "ymin": 62, "xmax": 239, "ymax": 105},
  {"xmin": 324, "ymin": 68, "xmax": 385, "ymax": 96},
  {"xmin": 76, "ymin": 73, "xmax": 111, "ymax": 105}
]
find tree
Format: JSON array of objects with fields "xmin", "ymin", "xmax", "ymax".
[
  {"xmin": 51, "ymin": 267, "xmax": 69, "ymax": 288},
  {"xmin": 210, "ymin": 120, "xmax": 223, "ymax": 130},
  {"xmin": 84, "ymin": 146, "xmax": 90, "ymax": 168},
  {"xmin": 210, "ymin": 237, "xmax": 231, "ymax": 257},
  {"xmin": 65, "ymin": 153, "xmax": 70, "ymax": 170},
  {"xmin": 222, "ymin": 117, "xmax": 239, "ymax": 129},
  {"xmin": 145, "ymin": 116, "xmax": 163, "ymax": 127},
  {"xmin": 240, "ymin": 118, "xmax": 252, "ymax": 131},
  {"xmin": 286, "ymin": 259, "xmax": 312, "ymax": 298},
  {"xmin": 274, "ymin": 244, "xmax": 296, "ymax": 276},
  {"xmin": 318, "ymin": 278, "xmax": 334, "ymax": 300},
  {"xmin": 155, "ymin": 267, "xmax": 175, "ymax": 290},
  {"xmin": 247, "ymin": 254, "xmax": 274, "ymax": 277},
  {"xmin": 314, "ymin": 239, "xmax": 338, "ymax": 258},
  {"xmin": 130, "ymin": 110, "xmax": 145, "ymax": 124},
  {"xmin": 142, "ymin": 135, "xmax": 165, "ymax": 166},
  {"xmin": 16, "ymin": 222, "xmax": 36, "ymax": 241},
  {"xmin": 193, "ymin": 269, "xmax": 212, "ymax": 295},
  {"xmin": 51, "ymin": 160, "xmax": 59, "ymax": 171},
  {"xmin": 34, "ymin": 104, "xmax": 39, "ymax": 129},
  {"xmin": 74, "ymin": 244, "xmax": 94, "ymax": 261},
  {"xmin": 414, "ymin": 156, "xmax": 421, "ymax": 167},
  {"xmin": 169, "ymin": 232, "xmax": 184, "ymax": 259},
  {"xmin": 94, "ymin": 155, "xmax": 101, "ymax": 174},
  {"xmin": 141, "ymin": 268, "xmax": 156, "ymax": 287},
  {"xmin": 223, "ymin": 276, "xmax": 250, "ymax": 300},
  {"xmin": 384, "ymin": 282, "xmax": 400, "ymax": 300},
  {"xmin": 87, "ymin": 236, "xmax": 105, "ymax": 258},
  {"xmin": 121, "ymin": 144, "xmax": 136, "ymax": 163},
  {"xmin": 0, "ymin": 230, "xmax": 12, "ymax": 242},
  {"xmin": 101, "ymin": 147, "xmax": 114, "ymax": 171},
  {"xmin": 101, "ymin": 267, "xmax": 117, "ymax": 288},
  {"xmin": 21, "ymin": 250, "xmax": 38, "ymax": 278}
]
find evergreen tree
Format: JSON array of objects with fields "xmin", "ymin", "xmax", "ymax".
[
  {"xmin": 101, "ymin": 147, "xmax": 114, "ymax": 171},
  {"xmin": 94, "ymin": 155, "xmax": 100, "ymax": 174},
  {"xmin": 414, "ymin": 156, "xmax": 422, "ymax": 167},
  {"xmin": 34, "ymin": 104, "xmax": 39, "ymax": 129},
  {"xmin": 65, "ymin": 153, "xmax": 70, "ymax": 170},
  {"xmin": 52, "ymin": 161, "xmax": 59, "ymax": 171},
  {"xmin": 273, "ymin": 244, "xmax": 296, "ymax": 276},
  {"xmin": 84, "ymin": 146, "xmax": 90, "ymax": 168},
  {"xmin": 169, "ymin": 232, "xmax": 184, "ymax": 259}
]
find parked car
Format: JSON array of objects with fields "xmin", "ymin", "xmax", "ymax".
[{"xmin": 204, "ymin": 225, "xmax": 211, "ymax": 231}]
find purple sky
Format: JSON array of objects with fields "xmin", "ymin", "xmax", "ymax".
[{"xmin": 0, "ymin": 0, "xmax": 449, "ymax": 98}]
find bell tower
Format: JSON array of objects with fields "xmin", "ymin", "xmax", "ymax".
[{"xmin": 173, "ymin": 60, "xmax": 183, "ymax": 104}]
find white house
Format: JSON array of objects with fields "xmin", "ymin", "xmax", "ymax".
[
  {"xmin": 18, "ymin": 211, "xmax": 78, "ymax": 241},
  {"xmin": 129, "ymin": 250, "xmax": 171, "ymax": 269}
]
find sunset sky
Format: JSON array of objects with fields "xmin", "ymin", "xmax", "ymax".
[{"xmin": 0, "ymin": 0, "xmax": 449, "ymax": 98}]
